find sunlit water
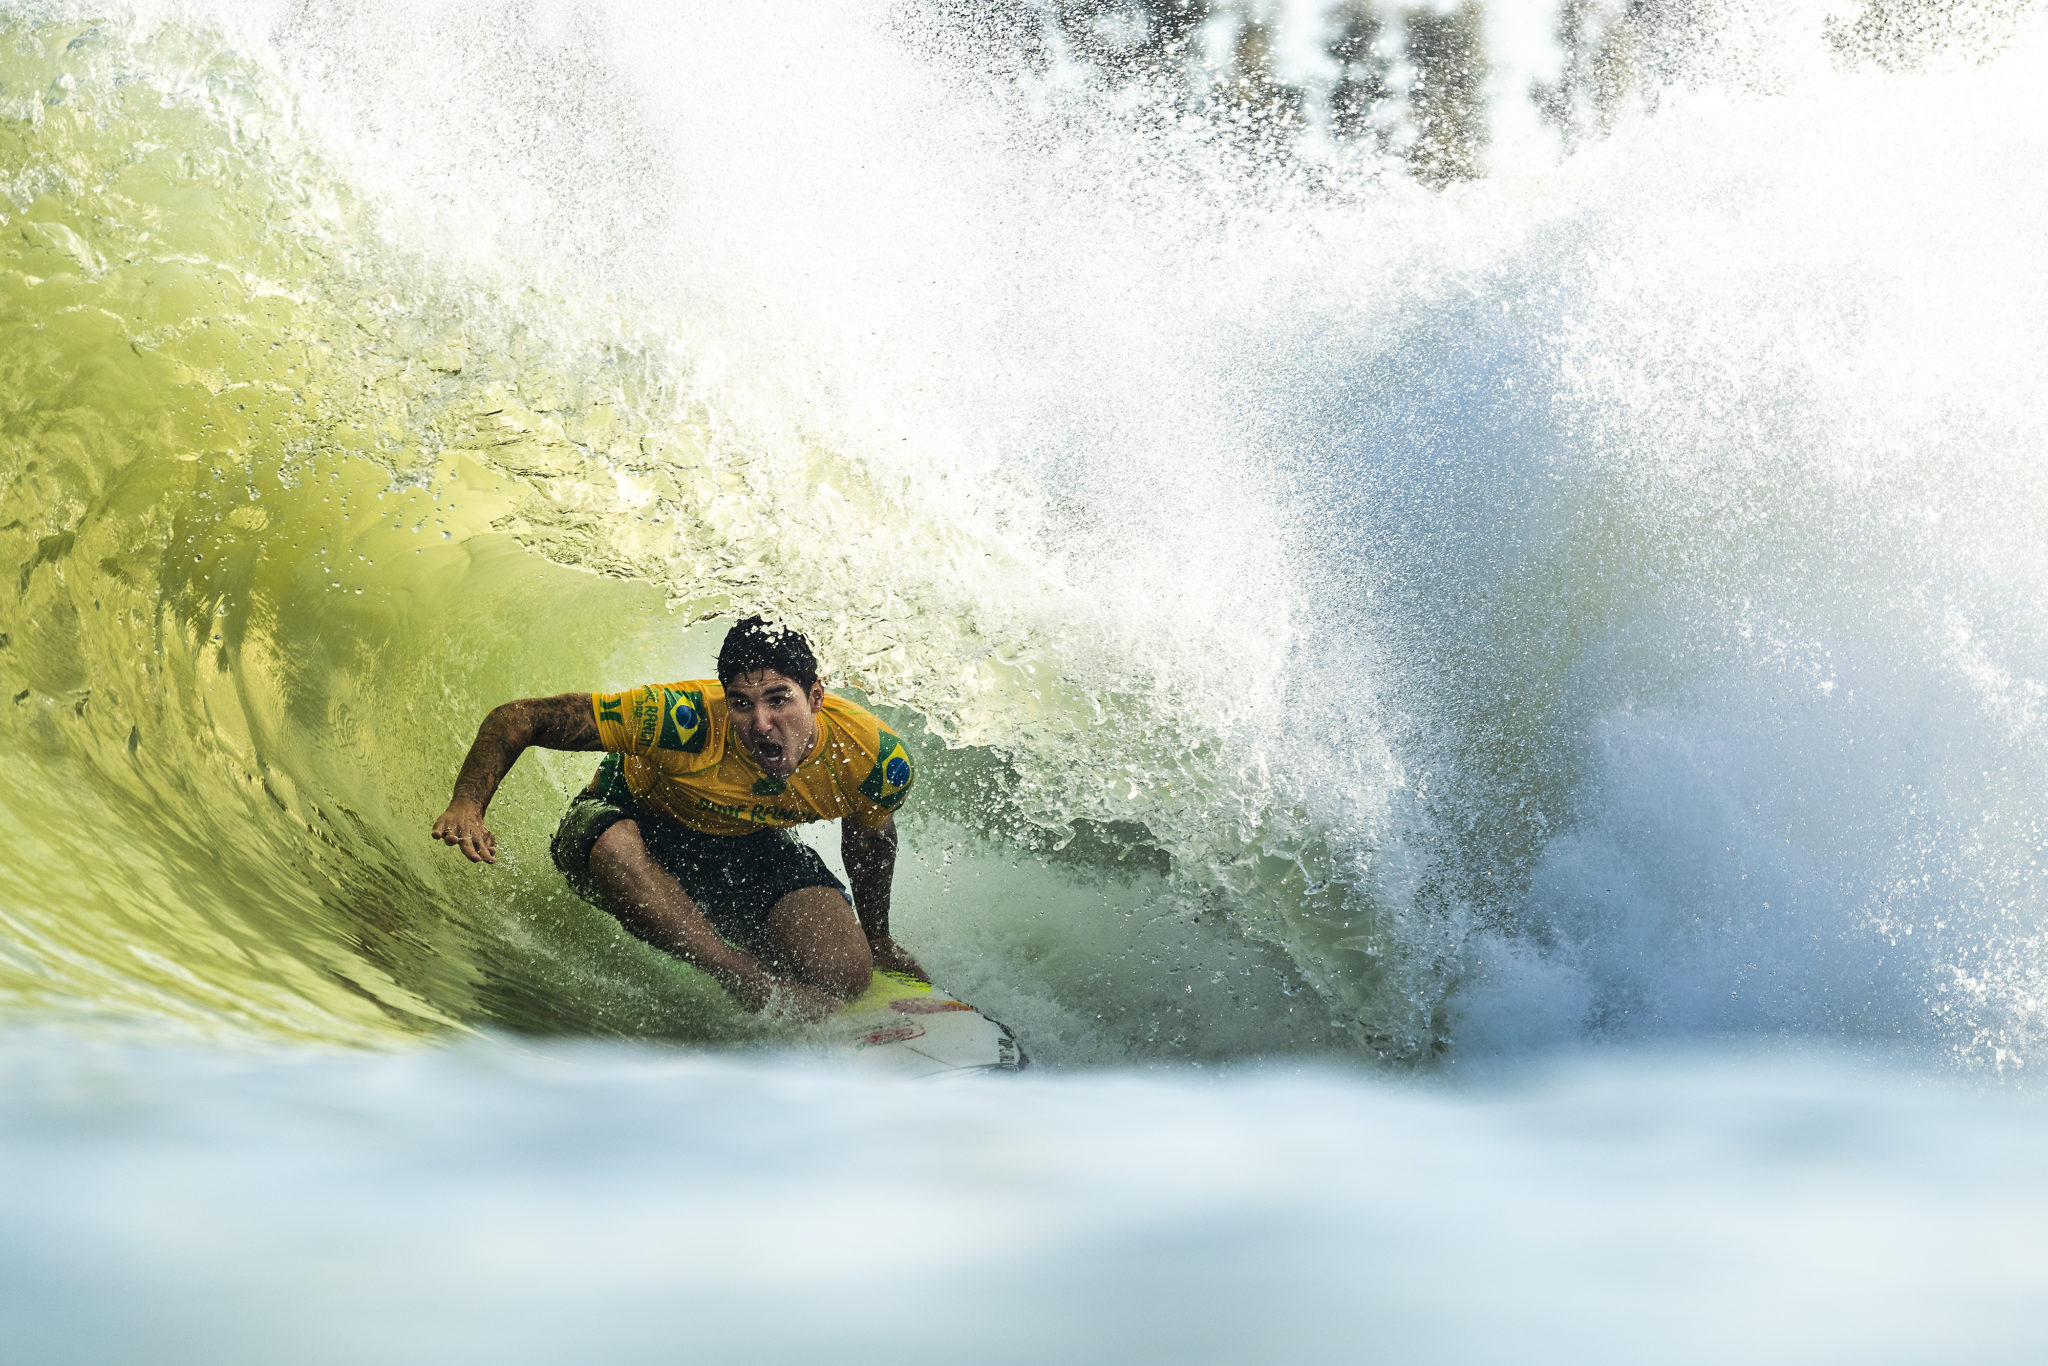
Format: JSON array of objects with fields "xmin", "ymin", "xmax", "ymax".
[{"xmin": 5, "ymin": 0, "xmax": 2048, "ymax": 1356}]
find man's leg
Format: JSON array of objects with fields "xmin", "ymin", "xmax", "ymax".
[
  {"xmin": 763, "ymin": 886, "xmax": 873, "ymax": 1001},
  {"xmin": 587, "ymin": 820, "xmax": 778, "ymax": 1011}
]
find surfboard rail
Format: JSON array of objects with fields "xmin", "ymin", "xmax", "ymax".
[{"xmin": 824, "ymin": 970, "xmax": 1027, "ymax": 1075}]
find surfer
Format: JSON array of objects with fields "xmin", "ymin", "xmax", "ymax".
[{"xmin": 430, "ymin": 617, "xmax": 923, "ymax": 1019}]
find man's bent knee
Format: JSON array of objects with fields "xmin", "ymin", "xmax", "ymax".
[
  {"xmin": 585, "ymin": 821, "xmax": 681, "ymax": 939},
  {"xmin": 810, "ymin": 921, "xmax": 873, "ymax": 1001},
  {"xmin": 818, "ymin": 953, "xmax": 872, "ymax": 1001},
  {"xmin": 589, "ymin": 823, "xmax": 659, "ymax": 897},
  {"xmin": 769, "ymin": 886, "xmax": 871, "ymax": 1000},
  {"xmin": 589, "ymin": 819, "xmax": 648, "ymax": 875}
]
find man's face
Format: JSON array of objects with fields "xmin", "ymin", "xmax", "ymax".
[{"xmin": 725, "ymin": 669, "xmax": 824, "ymax": 778}]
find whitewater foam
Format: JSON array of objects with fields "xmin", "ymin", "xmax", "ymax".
[{"xmin": 2, "ymin": 0, "xmax": 2047, "ymax": 1069}]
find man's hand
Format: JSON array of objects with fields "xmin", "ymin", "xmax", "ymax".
[
  {"xmin": 431, "ymin": 800, "xmax": 497, "ymax": 864},
  {"xmin": 433, "ymin": 694, "xmax": 600, "ymax": 866},
  {"xmin": 868, "ymin": 934, "xmax": 928, "ymax": 983}
]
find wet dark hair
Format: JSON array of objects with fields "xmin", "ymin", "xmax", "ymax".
[{"xmin": 716, "ymin": 616, "xmax": 819, "ymax": 691}]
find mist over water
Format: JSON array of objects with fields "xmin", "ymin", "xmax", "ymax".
[{"xmin": 1370, "ymin": 23, "xmax": 2048, "ymax": 1062}]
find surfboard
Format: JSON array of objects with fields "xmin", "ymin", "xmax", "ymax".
[{"xmin": 824, "ymin": 970, "xmax": 1027, "ymax": 1075}]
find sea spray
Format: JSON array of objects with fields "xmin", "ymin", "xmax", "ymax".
[{"xmin": 2, "ymin": 1, "xmax": 2047, "ymax": 1069}]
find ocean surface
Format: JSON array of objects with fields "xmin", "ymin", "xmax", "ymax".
[{"xmin": 4, "ymin": 0, "xmax": 2048, "ymax": 1358}]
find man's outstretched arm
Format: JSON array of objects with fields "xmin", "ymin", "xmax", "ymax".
[
  {"xmin": 432, "ymin": 693, "xmax": 600, "ymax": 864},
  {"xmin": 843, "ymin": 817, "xmax": 926, "ymax": 981}
]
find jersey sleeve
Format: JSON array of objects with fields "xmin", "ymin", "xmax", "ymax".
[
  {"xmin": 591, "ymin": 683, "xmax": 712, "ymax": 757},
  {"xmin": 851, "ymin": 724, "xmax": 915, "ymax": 829}
]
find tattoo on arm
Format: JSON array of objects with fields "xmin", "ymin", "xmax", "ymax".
[
  {"xmin": 523, "ymin": 692, "xmax": 600, "ymax": 751},
  {"xmin": 450, "ymin": 693, "xmax": 600, "ymax": 814}
]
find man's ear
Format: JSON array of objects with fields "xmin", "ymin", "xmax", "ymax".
[{"xmin": 808, "ymin": 681, "xmax": 825, "ymax": 713}]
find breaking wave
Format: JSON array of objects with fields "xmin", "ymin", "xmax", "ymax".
[{"xmin": 3, "ymin": 0, "xmax": 2046, "ymax": 1068}]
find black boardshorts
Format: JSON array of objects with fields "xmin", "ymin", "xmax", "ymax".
[{"xmin": 550, "ymin": 753, "xmax": 850, "ymax": 959}]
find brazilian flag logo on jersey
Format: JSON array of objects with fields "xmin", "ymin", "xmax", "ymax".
[
  {"xmin": 858, "ymin": 729, "xmax": 914, "ymax": 810},
  {"xmin": 656, "ymin": 687, "xmax": 709, "ymax": 754}
]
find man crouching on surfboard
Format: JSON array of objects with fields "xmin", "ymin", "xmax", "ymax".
[{"xmin": 430, "ymin": 617, "xmax": 923, "ymax": 1020}]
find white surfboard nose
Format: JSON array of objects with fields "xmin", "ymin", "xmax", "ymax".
[{"xmin": 827, "ymin": 971, "xmax": 1028, "ymax": 1076}]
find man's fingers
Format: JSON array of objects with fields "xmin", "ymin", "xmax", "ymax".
[{"xmin": 432, "ymin": 810, "xmax": 496, "ymax": 863}]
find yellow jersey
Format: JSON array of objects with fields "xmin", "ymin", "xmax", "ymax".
[{"xmin": 589, "ymin": 679, "xmax": 914, "ymax": 836}]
